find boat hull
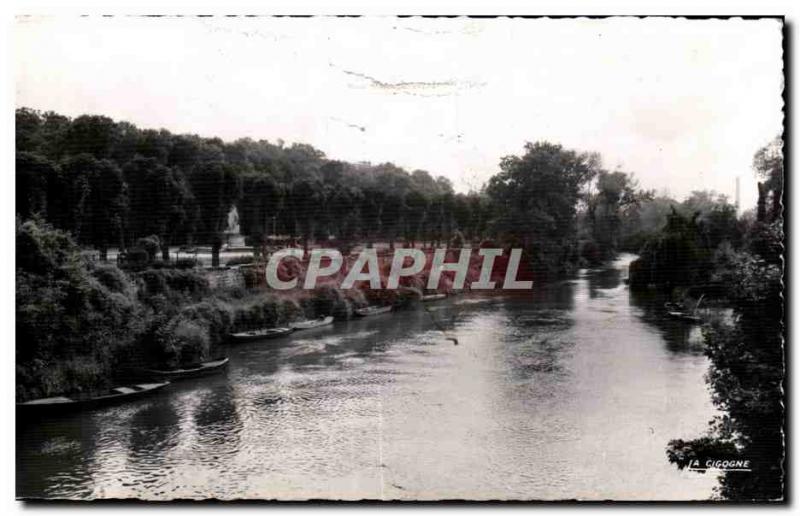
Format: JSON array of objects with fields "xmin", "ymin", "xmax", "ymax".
[
  {"xmin": 291, "ymin": 316, "xmax": 334, "ymax": 330},
  {"xmin": 229, "ymin": 328, "xmax": 293, "ymax": 343},
  {"xmin": 667, "ymin": 311, "xmax": 702, "ymax": 323},
  {"xmin": 17, "ymin": 382, "xmax": 169, "ymax": 415},
  {"xmin": 354, "ymin": 306, "xmax": 392, "ymax": 317},
  {"xmin": 142, "ymin": 358, "xmax": 229, "ymax": 380}
]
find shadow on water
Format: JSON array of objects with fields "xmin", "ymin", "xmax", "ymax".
[
  {"xmin": 16, "ymin": 254, "xmax": 723, "ymax": 500},
  {"xmin": 16, "ymin": 413, "xmax": 99, "ymax": 499},
  {"xmin": 628, "ymin": 289, "xmax": 707, "ymax": 356},
  {"xmin": 586, "ymin": 265, "xmax": 622, "ymax": 297},
  {"xmin": 127, "ymin": 396, "xmax": 181, "ymax": 458},
  {"xmin": 191, "ymin": 383, "xmax": 243, "ymax": 455}
]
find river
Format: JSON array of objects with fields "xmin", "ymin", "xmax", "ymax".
[{"xmin": 17, "ymin": 254, "xmax": 720, "ymax": 500}]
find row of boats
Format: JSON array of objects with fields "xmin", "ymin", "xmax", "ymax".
[
  {"xmin": 18, "ymin": 297, "xmax": 449, "ymax": 414},
  {"xmin": 17, "ymin": 357, "xmax": 232, "ymax": 415},
  {"xmin": 228, "ymin": 303, "xmax": 395, "ymax": 342},
  {"xmin": 228, "ymin": 295, "xmax": 445, "ymax": 343}
]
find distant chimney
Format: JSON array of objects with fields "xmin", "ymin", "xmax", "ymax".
[{"xmin": 735, "ymin": 176, "xmax": 741, "ymax": 214}]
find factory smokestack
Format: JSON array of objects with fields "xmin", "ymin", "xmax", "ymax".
[{"xmin": 735, "ymin": 176, "xmax": 741, "ymax": 214}]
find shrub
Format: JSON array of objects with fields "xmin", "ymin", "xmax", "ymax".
[
  {"xmin": 135, "ymin": 268, "xmax": 209, "ymax": 305},
  {"xmin": 160, "ymin": 320, "xmax": 210, "ymax": 368},
  {"xmin": 16, "ymin": 219, "xmax": 146, "ymax": 401},
  {"xmin": 91, "ymin": 263, "xmax": 131, "ymax": 294},
  {"xmin": 155, "ymin": 299, "xmax": 233, "ymax": 367}
]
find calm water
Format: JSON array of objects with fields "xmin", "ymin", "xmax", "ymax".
[{"xmin": 17, "ymin": 254, "xmax": 720, "ymax": 500}]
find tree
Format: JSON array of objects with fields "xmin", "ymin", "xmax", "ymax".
[
  {"xmin": 61, "ymin": 155, "xmax": 128, "ymax": 259},
  {"xmin": 16, "ymin": 219, "xmax": 144, "ymax": 400},
  {"xmin": 404, "ymin": 188, "xmax": 429, "ymax": 247},
  {"xmin": 287, "ymin": 179, "xmax": 323, "ymax": 252},
  {"xmin": 486, "ymin": 141, "xmax": 600, "ymax": 274},
  {"xmin": 123, "ymin": 157, "xmax": 191, "ymax": 260},
  {"xmin": 16, "ymin": 108, "xmax": 43, "ymax": 153},
  {"xmin": 361, "ymin": 184, "xmax": 386, "ymax": 247},
  {"xmin": 186, "ymin": 161, "xmax": 241, "ymax": 267},
  {"xmin": 16, "ymin": 152, "xmax": 57, "ymax": 220},
  {"xmin": 628, "ymin": 208, "xmax": 712, "ymax": 292},
  {"xmin": 329, "ymin": 185, "xmax": 362, "ymax": 245},
  {"xmin": 668, "ymin": 240, "xmax": 783, "ymax": 499},
  {"xmin": 38, "ymin": 111, "xmax": 72, "ymax": 159},
  {"xmin": 239, "ymin": 173, "xmax": 282, "ymax": 257},
  {"xmin": 585, "ymin": 171, "xmax": 648, "ymax": 261},
  {"xmin": 662, "ymin": 141, "xmax": 785, "ymax": 499},
  {"xmin": 753, "ymin": 136, "xmax": 783, "ymax": 222},
  {"xmin": 62, "ymin": 115, "xmax": 121, "ymax": 158},
  {"xmin": 381, "ymin": 189, "xmax": 406, "ymax": 249},
  {"xmin": 137, "ymin": 128, "xmax": 174, "ymax": 163}
]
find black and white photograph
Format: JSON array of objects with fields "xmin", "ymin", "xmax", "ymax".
[{"xmin": 10, "ymin": 12, "xmax": 787, "ymax": 503}]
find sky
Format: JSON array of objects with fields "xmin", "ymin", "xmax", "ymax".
[{"xmin": 15, "ymin": 16, "xmax": 784, "ymax": 207}]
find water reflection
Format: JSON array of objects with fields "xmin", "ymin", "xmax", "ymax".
[
  {"xmin": 17, "ymin": 254, "xmax": 720, "ymax": 500},
  {"xmin": 627, "ymin": 289, "xmax": 727, "ymax": 356}
]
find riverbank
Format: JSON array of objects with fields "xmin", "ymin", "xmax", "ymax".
[
  {"xmin": 17, "ymin": 220, "xmax": 513, "ymax": 402},
  {"xmin": 17, "ymin": 253, "xmax": 721, "ymax": 500}
]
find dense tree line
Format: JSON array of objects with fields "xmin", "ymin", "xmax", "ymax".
[
  {"xmin": 18, "ymin": 106, "xmax": 761, "ymax": 282},
  {"xmin": 19, "ymin": 107, "xmax": 667, "ymax": 276},
  {"xmin": 16, "ymin": 108, "xmax": 493, "ymax": 267}
]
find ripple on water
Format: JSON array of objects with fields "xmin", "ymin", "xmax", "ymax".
[{"xmin": 17, "ymin": 258, "xmax": 719, "ymax": 500}]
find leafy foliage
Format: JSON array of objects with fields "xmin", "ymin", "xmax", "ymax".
[
  {"xmin": 15, "ymin": 108, "xmax": 492, "ymax": 261},
  {"xmin": 16, "ymin": 219, "xmax": 144, "ymax": 400},
  {"xmin": 486, "ymin": 142, "xmax": 601, "ymax": 274}
]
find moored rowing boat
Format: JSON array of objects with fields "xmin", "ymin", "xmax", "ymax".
[
  {"xmin": 291, "ymin": 316, "xmax": 334, "ymax": 330},
  {"xmin": 229, "ymin": 327, "xmax": 293, "ymax": 342},
  {"xmin": 354, "ymin": 305, "xmax": 392, "ymax": 317},
  {"xmin": 142, "ymin": 358, "xmax": 229, "ymax": 380},
  {"xmin": 667, "ymin": 311, "xmax": 702, "ymax": 323},
  {"xmin": 17, "ymin": 381, "xmax": 169, "ymax": 414}
]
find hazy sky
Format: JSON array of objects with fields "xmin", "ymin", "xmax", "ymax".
[{"xmin": 15, "ymin": 16, "xmax": 783, "ymax": 207}]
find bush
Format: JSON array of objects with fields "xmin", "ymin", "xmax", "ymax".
[
  {"xmin": 156, "ymin": 299, "xmax": 233, "ymax": 367},
  {"xmin": 229, "ymin": 295, "xmax": 303, "ymax": 331},
  {"xmin": 302, "ymin": 285, "xmax": 350, "ymax": 319},
  {"xmin": 135, "ymin": 268, "xmax": 209, "ymax": 304},
  {"xmin": 16, "ymin": 219, "xmax": 146, "ymax": 400},
  {"xmin": 159, "ymin": 320, "xmax": 210, "ymax": 368},
  {"xmin": 241, "ymin": 266, "xmax": 261, "ymax": 289},
  {"xmin": 90, "ymin": 262, "xmax": 131, "ymax": 294}
]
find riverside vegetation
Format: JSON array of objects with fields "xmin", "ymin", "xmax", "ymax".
[
  {"xmin": 15, "ymin": 108, "xmax": 785, "ymax": 500},
  {"xmin": 16, "ymin": 107, "xmax": 655, "ymax": 401}
]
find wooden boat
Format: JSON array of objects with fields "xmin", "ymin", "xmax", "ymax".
[
  {"xmin": 229, "ymin": 327, "xmax": 293, "ymax": 343},
  {"xmin": 142, "ymin": 358, "xmax": 229, "ymax": 380},
  {"xmin": 291, "ymin": 315, "xmax": 334, "ymax": 330},
  {"xmin": 17, "ymin": 382, "xmax": 169, "ymax": 414},
  {"xmin": 421, "ymin": 293, "xmax": 447, "ymax": 302},
  {"xmin": 666, "ymin": 295, "xmax": 703, "ymax": 323},
  {"xmin": 354, "ymin": 305, "xmax": 392, "ymax": 317},
  {"xmin": 667, "ymin": 311, "xmax": 702, "ymax": 323}
]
